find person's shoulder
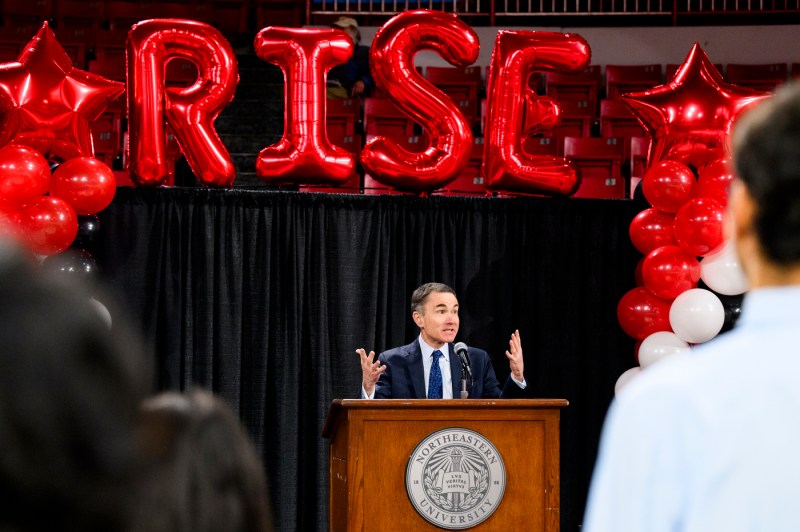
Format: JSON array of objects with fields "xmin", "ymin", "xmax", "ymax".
[
  {"xmin": 466, "ymin": 345, "xmax": 489, "ymax": 359},
  {"xmin": 381, "ymin": 341, "xmax": 418, "ymax": 359},
  {"xmin": 617, "ymin": 330, "xmax": 743, "ymax": 408}
]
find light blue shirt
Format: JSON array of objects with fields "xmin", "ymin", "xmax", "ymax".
[{"xmin": 584, "ymin": 286, "xmax": 800, "ymax": 532}]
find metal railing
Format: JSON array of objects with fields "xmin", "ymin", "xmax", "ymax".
[{"xmin": 307, "ymin": 0, "xmax": 800, "ymax": 24}]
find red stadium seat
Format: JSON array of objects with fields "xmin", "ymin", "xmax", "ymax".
[
  {"xmin": 254, "ymin": 0, "xmax": 301, "ymax": 28},
  {"xmin": 549, "ymin": 99, "xmax": 594, "ymax": 154},
  {"xmin": 88, "ymin": 29, "xmax": 128, "ymax": 83},
  {"xmin": 605, "ymin": 64, "xmax": 662, "ymax": 100},
  {"xmin": 726, "ymin": 63, "xmax": 788, "ymax": 92},
  {"xmin": 105, "ymin": 0, "xmax": 152, "ymax": 31},
  {"xmin": 53, "ymin": 0, "xmax": 103, "ymax": 32},
  {"xmin": 564, "ymin": 136, "xmax": 626, "ymax": 199},
  {"xmin": 435, "ymin": 138, "xmax": 488, "ymax": 196},
  {"xmin": 210, "ymin": 0, "xmax": 248, "ymax": 35},
  {"xmin": 545, "ymin": 65, "xmax": 602, "ymax": 118},
  {"xmin": 91, "ymin": 110, "xmax": 123, "ymax": 166},
  {"xmin": 2, "ymin": 0, "xmax": 52, "ymax": 28},
  {"xmin": 0, "ymin": 26, "xmax": 29, "ymax": 63},
  {"xmin": 425, "ymin": 66, "xmax": 482, "ymax": 131},
  {"xmin": 630, "ymin": 136, "xmax": 650, "ymax": 198},
  {"xmin": 522, "ymin": 136, "xmax": 559, "ymax": 158},
  {"xmin": 54, "ymin": 27, "xmax": 92, "ymax": 69},
  {"xmin": 363, "ymin": 97, "xmax": 417, "ymax": 144},
  {"xmin": 325, "ymin": 97, "xmax": 361, "ymax": 145},
  {"xmin": 600, "ymin": 99, "xmax": 646, "ymax": 158}
]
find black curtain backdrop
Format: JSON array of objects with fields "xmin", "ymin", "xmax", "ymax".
[{"xmin": 94, "ymin": 187, "xmax": 642, "ymax": 531}]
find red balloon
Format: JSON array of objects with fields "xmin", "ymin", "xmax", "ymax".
[
  {"xmin": 128, "ymin": 19, "xmax": 238, "ymax": 187},
  {"xmin": 0, "ymin": 197, "xmax": 23, "ymax": 241},
  {"xmin": 674, "ymin": 197, "xmax": 725, "ymax": 257},
  {"xmin": 361, "ymin": 10, "xmax": 478, "ymax": 192},
  {"xmin": 0, "ymin": 23, "xmax": 124, "ymax": 161},
  {"xmin": 0, "ymin": 144, "xmax": 50, "ymax": 207},
  {"xmin": 622, "ymin": 43, "xmax": 768, "ymax": 169},
  {"xmin": 641, "ymin": 245, "xmax": 701, "ymax": 300},
  {"xmin": 617, "ymin": 287, "xmax": 673, "ymax": 340},
  {"xmin": 634, "ymin": 256, "xmax": 646, "ymax": 287},
  {"xmin": 642, "ymin": 160, "xmax": 695, "ymax": 213},
  {"xmin": 629, "ymin": 208, "xmax": 677, "ymax": 255},
  {"xmin": 254, "ymin": 27, "xmax": 356, "ymax": 187},
  {"xmin": 19, "ymin": 196, "xmax": 77, "ymax": 255},
  {"xmin": 692, "ymin": 157, "xmax": 734, "ymax": 207},
  {"xmin": 483, "ymin": 30, "xmax": 590, "ymax": 195},
  {"xmin": 50, "ymin": 157, "xmax": 116, "ymax": 215}
]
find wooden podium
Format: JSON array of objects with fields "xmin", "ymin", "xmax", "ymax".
[{"xmin": 322, "ymin": 399, "xmax": 568, "ymax": 532}]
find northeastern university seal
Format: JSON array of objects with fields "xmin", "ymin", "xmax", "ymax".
[{"xmin": 405, "ymin": 428, "xmax": 506, "ymax": 529}]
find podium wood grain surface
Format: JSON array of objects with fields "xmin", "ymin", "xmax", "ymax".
[{"xmin": 323, "ymin": 399, "xmax": 567, "ymax": 532}]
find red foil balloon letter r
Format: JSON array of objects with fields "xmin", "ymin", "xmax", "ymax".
[{"xmin": 127, "ymin": 19, "xmax": 239, "ymax": 187}]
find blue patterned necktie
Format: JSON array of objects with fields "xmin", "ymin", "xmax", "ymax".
[{"xmin": 428, "ymin": 349, "xmax": 443, "ymax": 399}]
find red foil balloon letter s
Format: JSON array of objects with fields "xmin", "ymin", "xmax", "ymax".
[
  {"xmin": 127, "ymin": 19, "xmax": 239, "ymax": 187},
  {"xmin": 254, "ymin": 27, "xmax": 356, "ymax": 186},
  {"xmin": 363, "ymin": 10, "xmax": 479, "ymax": 193},
  {"xmin": 483, "ymin": 30, "xmax": 591, "ymax": 195}
]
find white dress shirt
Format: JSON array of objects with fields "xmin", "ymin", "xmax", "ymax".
[{"xmin": 419, "ymin": 336, "xmax": 453, "ymax": 399}]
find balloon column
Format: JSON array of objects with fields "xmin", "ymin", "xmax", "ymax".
[
  {"xmin": 615, "ymin": 44, "xmax": 765, "ymax": 393},
  {"xmin": 0, "ymin": 146, "xmax": 115, "ymax": 255},
  {"xmin": 0, "ymin": 22, "xmax": 120, "ymax": 255}
]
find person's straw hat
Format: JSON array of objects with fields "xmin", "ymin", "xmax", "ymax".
[{"xmin": 332, "ymin": 16, "xmax": 359, "ymax": 30}]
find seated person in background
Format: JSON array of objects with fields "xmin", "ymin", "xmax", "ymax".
[
  {"xmin": 136, "ymin": 388, "xmax": 274, "ymax": 532},
  {"xmin": 327, "ymin": 16, "xmax": 374, "ymax": 99},
  {"xmin": 357, "ymin": 282, "xmax": 528, "ymax": 399},
  {"xmin": 0, "ymin": 239, "xmax": 152, "ymax": 531}
]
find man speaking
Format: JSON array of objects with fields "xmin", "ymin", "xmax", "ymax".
[{"xmin": 357, "ymin": 282, "xmax": 528, "ymax": 399}]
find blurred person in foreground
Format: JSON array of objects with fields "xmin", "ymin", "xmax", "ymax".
[
  {"xmin": 0, "ymin": 239, "xmax": 152, "ymax": 531},
  {"xmin": 136, "ymin": 388, "xmax": 274, "ymax": 532},
  {"xmin": 583, "ymin": 82, "xmax": 800, "ymax": 531}
]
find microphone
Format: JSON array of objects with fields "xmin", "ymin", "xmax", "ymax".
[{"xmin": 454, "ymin": 342, "xmax": 473, "ymax": 380}]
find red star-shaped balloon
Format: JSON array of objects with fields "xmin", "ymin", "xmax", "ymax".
[
  {"xmin": 622, "ymin": 43, "xmax": 769, "ymax": 169},
  {"xmin": 0, "ymin": 22, "xmax": 124, "ymax": 162}
]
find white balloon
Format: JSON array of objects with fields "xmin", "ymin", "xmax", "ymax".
[
  {"xmin": 669, "ymin": 288, "xmax": 724, "ymax": 344},
  {"xmin": 700, "ymin": 240, "xmax": 749, "ymax": 296},
  {"xmin": 614, "ymin": 367, "xmax": 642, "ymax": 395},
  {"xmin": 89, "ymin": 297, "xmax": 113, "ymax": 330},
  {"xmin": 638, "ymin": 331, "xmax": 690, "ymax": 368}
]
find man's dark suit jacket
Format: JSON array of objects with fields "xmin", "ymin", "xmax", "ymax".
[{"xmin": 371, "ymin": 339, "xmax": 527, "ymax": 399}]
